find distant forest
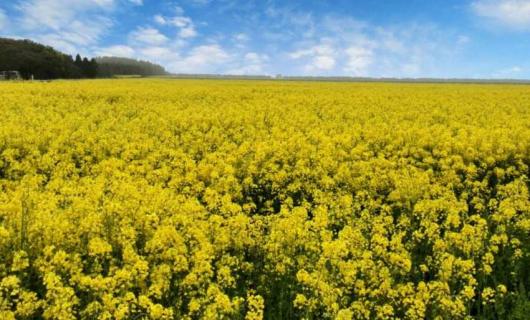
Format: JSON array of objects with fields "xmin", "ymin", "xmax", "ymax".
[
  {"xmin": 96, "ymin": 57, "xmax": 167, "ymax": 77},
  {"xmin": 0, "ymin": 38, "xmax": 167, "ymax": 80}
]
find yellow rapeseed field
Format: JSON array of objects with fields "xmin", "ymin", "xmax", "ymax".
[{"xmin": 1, "ymin": 79, "xmax": 530, "ymax": 319}]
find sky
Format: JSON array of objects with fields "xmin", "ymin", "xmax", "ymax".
[{"xmin": 1, "ymin": 0, "xmax": 530, "ymax": 78}]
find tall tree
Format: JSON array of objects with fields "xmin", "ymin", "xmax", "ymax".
[{"xmin": 75, "ymin": 54, "xmax": 82, "ymax": 67}]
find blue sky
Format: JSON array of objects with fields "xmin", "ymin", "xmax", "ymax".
[{"xmin": 1, "ymin": 0, "xmax": 530, "ymax": 78}]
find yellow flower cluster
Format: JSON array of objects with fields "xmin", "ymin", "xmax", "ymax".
[{"xmin": 1, "ymin": 79, "xmax": 530, "ymax": 319}]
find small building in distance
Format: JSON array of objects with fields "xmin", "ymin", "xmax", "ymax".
[{"xmin": 0, "ymin": 71, "xmax": 22, "ymax": 81}]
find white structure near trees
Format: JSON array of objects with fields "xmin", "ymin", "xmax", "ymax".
[{"xmin": 0, "ymin": 71, "xmax": 22, "ymax": 80}]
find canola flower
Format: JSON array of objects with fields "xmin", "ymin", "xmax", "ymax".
[{"xmin": 0, "ymin": 79, "xmax": 530, "ymax": 319}]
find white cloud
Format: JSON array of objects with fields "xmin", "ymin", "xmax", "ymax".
[
  {"xmin": 265, "ymin": 5, "xmax": 314, "ymax": 29},
  {"xmin": 290, "ymin": 44, "xmax": 337, "ymax": 71},
  {"xmin": 30, "ymin": 17, "xmax": 111, "ymax": 55},
  {"xmin": 233, "ymin": 33, "xmax": 250, "ymax": 49},
  {"xmin": 169, "ymin": 16, "xmax": 192, "ymax": 28},
  {"xmin": 96, "ymin": 45, "xmax": 136, "ymax": 58},
  {"xmin": 494, "ymin": 65, "xmax": 524, "ymax": 77},
  {"xmin": 401, "ymin": 63, "xmax": 421, "ymax": 75},
  {"xmin": 234, "ymin": 33, "xmax": 249, "ymax": 42},
  {"xmin": 179, "ymin": 26, "xmax": 197, "ymax": 38},
  {"xmin": 313, "ymin": 56, "xmax": 336, "ymax": 70},
  {"xmin": 0, "ymin": 9, "xmax": 7, "ymax": 29},
  {"xmin": 4, "ymin": 0, "xmax": 472, "ymax": 77},
  {"xmin": 174, "ymin": 6, "xmax": 185, "ymax": 15},
  {"xmin": 344, "ymin": 46, "xmax": 373, "ymax": 75},
  {"xmin": 14, "ymin": 0, "xmax": 115, "ymax": 55},
  {"xmin": 226, "ymin": 52, "xmax": 269, "ymax": 74},
  {"xmin": 17, "ymin": 0, "xmax": 113, "ymax": 30},
  {"xmin": 244, "ymin": 52, "xmax": 266, "ymax": 64},
  {"xmin": 289, "ymin": 44, "xmax": 334, "ymax": 59},
  {"xmin": 130, "ymin": 27, "xmax": 169, "ymax": 45},
  {"xmin": 37, "ymin": 35, "xmax": 79, "ymax": 54},
  {"xmin": 289, "ymin": 49, "xmax": 312, "ymax": 59},
  {"xmin": 61, "ymin": 19, "xmax": 110, "ymax": 45},
  {"xmin": 154, "ymin": 15, "xmax": 166, "ymax": 25},
  {"xmin": 154, "ymin": 11, "xmax": 198, "ymax": 39},
  {"xmin": 472, "ymin": 0, "xmax": 530, "ymax": 30},
  {"xmin": 286, "ymin": 19, "xmax": 454, "ymax": 77},
  {"xmin": 167, "ymin": 44, "xmax": 230, "ymax": 73},
  {"xmin": 137, "ymin": 46, "xmax": 178, "ymax": 65},
  {"xmin": 376, "ymin": 29, "xmax": 406, "ymax": 54}
]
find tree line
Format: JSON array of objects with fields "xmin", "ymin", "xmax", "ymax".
[
  {"xmin": 96, "ymin": 56, "xmax": 167, "ymax": 77},
  {"xmin": 0, "ymin": 38, "xmax": 167, "ymax": 80}
]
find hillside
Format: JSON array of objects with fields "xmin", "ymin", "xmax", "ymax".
[
  {"xmin": 0, "ymin": 38, "xmax": 96, "ymax": 80},
  {"xmin": 0, "ymin": 37, "xmax": 167, "ymax": 80}
]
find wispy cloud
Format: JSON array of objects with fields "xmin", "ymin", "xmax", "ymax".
[
  {"xmin": 167, "ymin": 44, "xmax": 230, "ymax": 73},
  {"xmin": 0, "ymin": 9, "xmax": 7, "ymax": 29},
  {"xmin": 233, "ymin": 33, "xmax": 249, "ymax": 42},
  {"xmin": 13, "ymin": 0, "xmax": 115, "ymax": 54},
  {"xmin": 493, "ymin": 65, "xmax": 524, "ymax": 78},
  {"xmin": 154, "ymin": 8, "xmax": 198, "ymax": 39},
  {"xmin": 226, "ymin": 52, "xmax": 269, "ymax": 74},
  {"xmin": 471, "ymin": 0, "xmax": 530, "ymax": 30},
  {"xmin": 344, "ymin": 46, "xmax": 373, "ymax": 75},
  {"xmin": 0, "ymin": 0, "xmax": 504, "ymax": 77},
  {"xmin": 289, "ymin": 42, "xmax": 337, "ymax": 72},
  {"xmin": 286, "ymin": 16, "xmax": 459, "ymax": 77},
  {"xmin": 96, "ymin": 45, "xmax": 135, "ymax": 58},
  {"xmin": 17, "ymin": 0, "xmax": 113, "ymax": 30},
  {"xmin": 87, "ymin": 2, "xmax": 468, "ymax": 76},
  {"xmin": 130, "ymin": 27, "xmax": 169, "ymax": 45}
]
